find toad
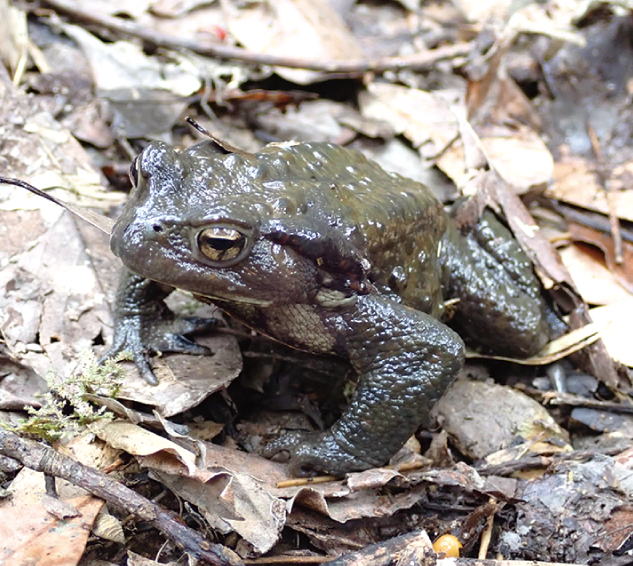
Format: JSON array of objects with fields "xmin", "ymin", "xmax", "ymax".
[{"xmin": 107, "ymin": 140, "xmax": 550, "ymax": 475}]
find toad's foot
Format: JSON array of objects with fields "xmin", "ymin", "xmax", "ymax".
[
  {"xmin": 263, "ymin": 430, "xmax": 380, "ymax": 476},
  {"xmin": 101, "ymin": 313, "xmax": 218, "ymax": 385}
]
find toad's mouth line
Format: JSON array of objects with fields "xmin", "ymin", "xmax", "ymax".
[{"xmin": 192, "ymin": 291, "xmax": 275, "ymax": 307}]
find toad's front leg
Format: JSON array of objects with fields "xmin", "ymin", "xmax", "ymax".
[
  {"xmin": 102, "ymin": 269, "xmax": 220, "ymax": 384},
  {"xmin": 265, "ymin": 295, "xmax": 465, "ymax": 475}
]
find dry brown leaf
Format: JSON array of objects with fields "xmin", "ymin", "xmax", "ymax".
[
  {"xmin": 589, "ymin": 299, "xmax": 633, "ymax": 367},
  {"xmin": 60, "ymin": 23, "xmax": 202, "ymax": 138},
  {"xmin": 92, "ymin": 421, "xmax": 200, "ymax": 476},
  {"xmin": 438, "ymin": 126, "xmax": 553, "ymax": 194},
  {"xmin": 0, "ymin": 80, "xmax": 121, "ymax": 381},
  {"xmin": 452, "ymin": 25, "xmax": 552, "ymax": 194},
  {"xmin": 559, "ymin": 244, "xmax": 631, "ymax": 306},
  {"xmin": 567, "ymin": 223, "xmax": 633, "ymax": 294},
  {"xmin": 593, "ymin": 507, "xmax": 633, "ymax": 553},
  {"xmin": 115, "ymin": 327, "xmax": 243, "ymax": 417},
  {"xmin": 0, "ymin": 465, "xmax": 105, "ymax": 566},
  {"xmin": 434, "ymin": 379, "xmax": 571, "ymax": 461},
  {"xmin": 220, "ymin": 0, "xmax": 363, "ymax": 84},
  {"xmin": 91, "ymin": 421, "xmax": 485, "ymax": 552},
  {"xmin": 548, "ymin": 155, "xmax": 633, "ymax": 223},
  {"xmin": 0, "ymin": 494, "xmax": 103, "ymax": 566},
  {"xmin": 92, "ymin": 420, "xmax": 289, "ymax": 553},
  {"xmin": 358, "ymin": 83, "xmax": 460, "ymax": 162},
  {"xmin": 156, "ymin": 468, "xmax": 286, "ymax": 553}
]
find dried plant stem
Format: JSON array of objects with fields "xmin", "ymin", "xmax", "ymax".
[{"xmin": 41, "ymin": 0, "xmax": 470, "ymax": 73}]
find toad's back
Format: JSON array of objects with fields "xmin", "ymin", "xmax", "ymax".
[{"xmin": 247, "ymin": 142, "xmax": 449, "ymax": 316}]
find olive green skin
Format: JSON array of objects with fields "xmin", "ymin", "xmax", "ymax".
[{"xmin": 108, "ymin": 140, "xmax": 549, "ymax": 475}]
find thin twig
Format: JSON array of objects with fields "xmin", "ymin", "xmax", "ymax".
[
  {"xmin": 0, "ymin": 176, "xmax": 114, "ymax": 234},
  {"xmin": 476, "ymin": 446, "xmax": 622, "ymax": 477},
  {"xmin": 478, "ymin": 498, "xmax": 496, "ymax": 559},
  {"xmin": 0, "ymin": 429, "xmax": 243, "ymax": 566},
  {"xmin": 41, "ymin": 0, "xmax": 471, "ymax": 73},
  {"xmin": 587, "ymin": 119, "xmax": 623, "ymax": 264}
]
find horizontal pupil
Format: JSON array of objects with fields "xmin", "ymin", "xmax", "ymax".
[{"xmin": 205, "ymin": 236, "xmax": 238, "ymax": 251}]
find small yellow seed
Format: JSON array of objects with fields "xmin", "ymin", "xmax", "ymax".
[{"xmin": 433, "ymin": 534, "xmax": 463, "ymax": 558}]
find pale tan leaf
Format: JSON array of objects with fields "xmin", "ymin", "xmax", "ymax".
[
  {"xmin": 559, "ymin": 244, "xmax": 631, "ymax": 306},
  {"xmin": 220, "ymin": 0, "xmax": 362, "ymax": 84},
  {"xmin": 438, "ymin": 126, "xmax": 554, "ymax": 194},
  {"xmin": 359, "ymin": 83, "xmax": 460, "ymax": 162},
  {"xmin": 589, "ymin": 299, "xmax": 633, "ymax": 367},
  {"xmin": 92, "ymin": 509, "xmax": 126, "ymax": 544},
  {"xmin": 92, "ymin": 421, "xmax": 199, "ymax": 475},
  {"xmin": 547, "ymin": 155, "xmax": 633, "ymax": 223}
]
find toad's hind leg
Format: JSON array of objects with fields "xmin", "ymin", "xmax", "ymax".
[
  {"xmin": 264, "ymin": 295, "xmax": 465, "ymax": 475},
  {"xmin": 441, "ymin": 211, "xmax": 550, "ymax": 358}
]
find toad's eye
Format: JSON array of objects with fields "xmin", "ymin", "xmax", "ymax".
[
  {"xmin": 198, "ymin": 227, "xmax": 248, "ymax": 264},
  {"xmin": 129, "ymin": 156, "xmax": 140, "ymax": 186}
]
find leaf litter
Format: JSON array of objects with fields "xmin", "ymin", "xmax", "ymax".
[{"xmin": 1, "ymin": 0, "xmax": 633, "ymax": 564}]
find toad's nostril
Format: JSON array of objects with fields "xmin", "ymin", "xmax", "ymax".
[{"xmin": 152, "ymin": 224, "xmax": 163, "ymax": 233}]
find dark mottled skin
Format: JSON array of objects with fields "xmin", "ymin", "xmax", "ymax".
[{"xmin": 107, "ymin": 140, "xmax": 549, "ymax": 475}]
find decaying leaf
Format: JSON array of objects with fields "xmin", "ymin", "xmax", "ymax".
[
  {"xmin": 92, "ymin": 420, "xmax": 289, "ymax": 553},
  {"xmin": 549, "ymin": 156, "xmax": 633, "ymax": 223},
  {"xmin": 588, "ymin": 299, "xmax": 633, "ymax": 367},
  {"xmin": 434, "ymin": 379, "xmax": 571, "ymax": 462},
  {"xmin": 359, "ymin": 83, "xmax": 460, "ymax": 163},
  {"xmin": 114, "ymin": 323, "xmax": 243, "ymax": 417},
  {"xmin": 0, "ymin": 80, "xmax": 120, "ymax": 382},
  {"xmin": 559, "ymin": 244, "xmax": 631, "ymax": 306},
  {"xmin": 510, "ymin": 456, "xmax": 633, "ymax": 561},
  {"xmin": 0, "ymin": 467, "xmax": 104, "ymax": 565},
  {"xmin": 220, "ymin": 0, "xmax": 363, "ymax": 84}
]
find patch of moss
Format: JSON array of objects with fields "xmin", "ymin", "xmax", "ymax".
[{"xmin": 5, "ymin": 351, "xmax": 129, "ymax": 442}]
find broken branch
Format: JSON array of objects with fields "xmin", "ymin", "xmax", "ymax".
[{"xmin": 0, "ymin": 429, "xmax": 243, "ymax": 566}]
